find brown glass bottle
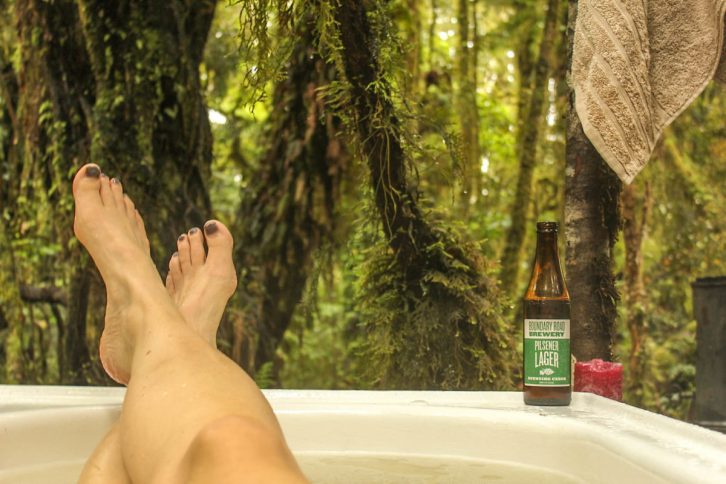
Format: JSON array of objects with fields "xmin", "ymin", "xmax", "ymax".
[{"xmin": 523, "ymin": 221, "xmax": 571, "ymax": 405}]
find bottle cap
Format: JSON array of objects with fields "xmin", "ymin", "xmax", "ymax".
[{"xmin": 536, "ymin": 221, "xmax": 559, "ymax": 233}]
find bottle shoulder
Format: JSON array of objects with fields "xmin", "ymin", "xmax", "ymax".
[
  {"xmin": 523, "ymin": 298, "xmax": 570, "ymax": 319},
  {"xmin": 523, "ymin": 291, "xmax": 570, "ymax": 301}
]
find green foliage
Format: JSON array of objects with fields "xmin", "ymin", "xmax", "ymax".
[
  {"xmin": 254, "ymin": 361, "xmax": 276, "ymax": 389},
  {"xmin": 1, "ymin": 0, "xmax": 723, "ymax": 426},
  {"xmin": 348, "ymin": 206, "xmax": 515, "ymax": 390},
  {"xmin": 614, "ymin": 85, "xmax": 726, "ymax": 419},
  {"xmin": 232, "ymin": 0, "xmax": 296, "ymax": 105},
  {"xmin": 278, "ymin": 262, "xmax": 360, "ymax": 389}
]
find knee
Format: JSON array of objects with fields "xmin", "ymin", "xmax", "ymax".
[
  {"xmin": 192, "ymin": 415, "xmax": 274, "ymax": 456},
  {"xmin": 185, "ymin": 415, "xmax": 300, "ymax": 478}
]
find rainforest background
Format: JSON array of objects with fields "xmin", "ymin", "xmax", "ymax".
[{"xmin": 1, "ymin": 0, "xmax": 725, "ymax": 422}]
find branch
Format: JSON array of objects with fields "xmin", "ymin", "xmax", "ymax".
[{"xmin": 19, "ymin": 285, "xmax": 68, "ymax": 306}]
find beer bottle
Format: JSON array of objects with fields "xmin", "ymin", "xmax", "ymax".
[{"xmin": 523, "ymin": 221, "xmax": 571, "ymax": 405}]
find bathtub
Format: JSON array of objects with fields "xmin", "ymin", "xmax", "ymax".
[{"xmin": 1, "ymin": 386, "xmax": 725, "ymax": 483}]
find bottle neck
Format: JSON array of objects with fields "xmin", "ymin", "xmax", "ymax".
[
  {"xmin": 526, "ymin": 231, "xmax": 569, "ymax": 300},
  {"xmin": 535, "ymin": 232, "xmax": 558, "ymax": 265}
]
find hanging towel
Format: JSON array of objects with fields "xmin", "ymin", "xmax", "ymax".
[{"xmin": 572, "ymin": 0, "xmax": 726, "ymax": 183}]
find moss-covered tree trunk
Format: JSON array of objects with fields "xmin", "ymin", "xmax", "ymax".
[
  {"xmin": 1, "ymin": 0, "xmax": 216, "ymax": 384},
  {"xmin": 335, "ymin": 2, "xmax": 433, "ymax": 262},
  {"xmin": 565, "ymin": 0, "xmax": 621, "ymax": 361},
  {"xmin": 11, "ymin": 0, "xmax": 96, "ymax": 383},
  {"xmin": 622, "ymin": 180, "xmax": 650, "ymax": 403},
  {"xmin": 235, "ymin": 15, "xmax": 346, "ymax": 378},
  {"xmin": 332, "ymin": 0, "xmax": 514, "ymax": 390},
  {"xmin": 514, "ymin": 0, "xmax": 537, "ymax": 128},
  {"xmin": 499, "ymin": 0, "xmax": 561, "ymax": 297},
  {"xmin": 77, "ymin": 0, "xmax": 215, "ymax": 256},
  {"xmin": 0, "ymin": 227, "xmax": 25, "ymax": 383},
  {"xmin": 0, "ymin": 17, "xmax": 20, "ymax": 381}
]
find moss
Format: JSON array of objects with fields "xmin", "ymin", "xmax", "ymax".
[
  {"xmin": 354, "ymin": 213, "xmax": 515, "ymax": 390},
  {"xmin": 320, "ymin": 0, "xmax": 515, "ymax": 389},
  {"xmin": 3, "ymin": 0, "xmax": 216, "ymax": 384}
]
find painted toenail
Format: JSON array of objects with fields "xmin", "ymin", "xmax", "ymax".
[
  {"xmin": 85, "ymin": 166, "xmax": 101, "ymax": 178},
  {"xmin": 100, "ymin": 173, "xmax": 108, "ymax": 179},
  {"xmin": 172, "ymin": 252, "xmax": 179, "ymax": 258},
  {"xmin": 178, "ymin": 234, "xmax": 186, "ymax": 241},
  {"xmin": 189, "ymin": 227, "xmax": 200, "ymax": 235},
  {"xmin": 111, "ymin": 177, "xmax": 120, "ymax": 185},
  {"xmin": 204, "ymin": 222, "xmax": 218, "ymax": 236}
]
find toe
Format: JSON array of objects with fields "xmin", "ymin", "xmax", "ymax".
[
  {"xmin": 203, "ymin": 220, "xmax": 236, "ymax": 285},
  {"xmin": 124, "ymin": 195, "xmax": 141, "ymax": 239},
  {"xmin": 99, "ymin": 174, "xmax": 114, "ymax": 206},
  {"xmin": 165, "ymin": 272, "xmax": 175, "ymax": 296},
  {"xmin": 203, "ymin": 220, "xmax": 234, "ymax": 257},
  {"xmin": 72, "ymin": 164, "xmax": 103, "ymax": 200},
  {"xmin": 177, "ymin": 233, "xmax": 192, "ymax": 273},
  {"xmin": 72, "ymin": 165, "xmax": 105, "ymax": 240},
  {"xmin": 135, "ymin": 210, "xmax": 150, "ymax": 253},
  {"xmin": 110, "ymin": 178, "xmax": 125, "ymax": 208},
  {"xmin": 169, "ymin": 251, "xmax": 183, "ymax": 288},
  {"xmin": 188, "ymin": 226, "xmax": 206, "ymax": 266},
  {"xmin": 123, "ymin": 194, "xmax": 135, "ymax": 218}
]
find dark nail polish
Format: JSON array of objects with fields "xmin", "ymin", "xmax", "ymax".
[
  {"xmin": 189, "ymin": 227, "xmax": 200, "ymax": 235},
  {"xmin": 85, "ymin": 166, "xmax": 101, "ymax": 178},
  {"xmin": 178, "ymin": 234, "xmax": 186, "ymax": 242},
  {"xmin": 204, "ymin": 222, "xmax": 218, "ymax": 236}
]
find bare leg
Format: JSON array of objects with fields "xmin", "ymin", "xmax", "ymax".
[
  {"xmin": 73, "ymin": 164, "xmax": 306, "ymax": 483},
  {"xmin": 80, "ymin": 219, "xmax": 238, "ymax": 483},
  {"xmin": 78, "ymin": 421, "xmax": 130, "ymax": 484}
]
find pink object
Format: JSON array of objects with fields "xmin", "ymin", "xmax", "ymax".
[{"xmin": 575, "ymin": 359, "xmax": 623, "ymax": 401}]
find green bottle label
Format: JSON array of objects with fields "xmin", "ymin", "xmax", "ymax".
[{"xmin": 524, "ymin": 319, "xmax": 571, "ymax": 387}]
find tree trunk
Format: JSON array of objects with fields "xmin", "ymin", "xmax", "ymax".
[
  {"xmin": 63, "ymin": 265, "xmax": 92, "ymax": 383},
  {"xmin": 333, "ymin": 0, "xmax": 514, "ymax": 390},
  {"xmin": 0, "ymin": 306, "xmax": 7, "ymax": 377},
  {"xmin": 236, "ymin": 15, "xmax": 346, "ymax": 379},
  {"xmin": 2, "ymin": 0, "xmax": 217, "ymax": 384},
  {"xmin": 12, "ymin": 0, "xmax": 95, "ymax": 382},
  {"xmin": 499, "ymin": 0, "xmax": 561, "ymax": 297},
  {"xmin": 0, "ymin": 227, "xmax": 26, "ymax": 383},
  {"xmin": 0, "ymin": 20, "xmax": 22, "ymax": 383},
  {"xmin": 456, "ymin": 0, "xmax": 481, "ymax": 215},
  {"xmin": 565, "ymin": 0, "xmax": 622, "ymax": 361},
  {"xmin": 334, "ymin": 1, "xmax": 432, "ymax": 259},
  {"xmin": 622, "ymin": 180, "xmax": 651, "ymax": 403},
  {"xmin": 404, "ymin": 0, "xmax": 422, "ymax": 97},
  {"xmin": 78, "ymin": 0, "xmax": 217, "ymax": 379},
  {"xmin": 77, "ymin": 0, "xmax": 216, "ymax": 258},
  {"xmin": 427, "ymin": 0, "xmax": 438, "ymax": 67},
  {"xmin": 514, "ymin": 0, "xmax": 537, "ymax": 131}
]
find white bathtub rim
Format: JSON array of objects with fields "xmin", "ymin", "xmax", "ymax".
[{"xmin": 1, "ymin": 386, "xmax": 725, "ymax": 484}]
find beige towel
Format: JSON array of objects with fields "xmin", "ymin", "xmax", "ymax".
[{"xmin": 573, "ymin": 0, "xmax": 726, "ymax": 183}]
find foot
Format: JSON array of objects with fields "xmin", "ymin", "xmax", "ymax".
[
  {"xmin": 73, "ymin": 164, "xmax": 168, "ymax": 384},
  {"xmin": 165, "ymin": 221, "xmax": 237, "ymax": 347},
  {"xmin": 78, "ymin": 213, "xmax": 236, "ymax": 484}
]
